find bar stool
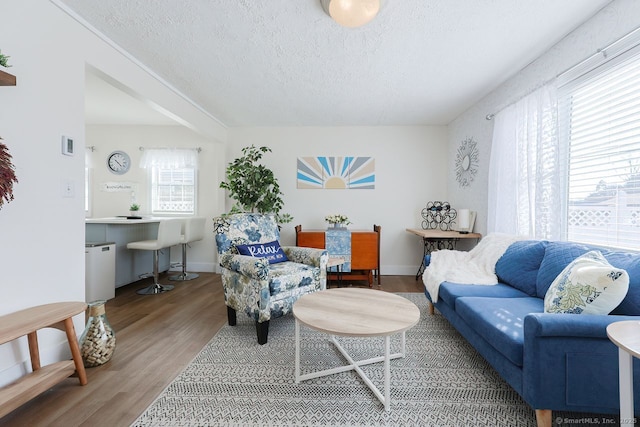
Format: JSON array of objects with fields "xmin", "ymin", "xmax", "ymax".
[
  {"xmin": 127, "ymin": 218, "xmax": 183, "ymax": 295},
  {"xmin": 170, "ymin": 217, "xmax": 206, "ymax": 281}
]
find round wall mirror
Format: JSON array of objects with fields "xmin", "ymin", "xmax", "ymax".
[
  {"xmin": 461, "ymin": 155, "xmax": 471, "ymax": 171},
  {"xmin": 455, "ymin": 137, "xmax": 479, "ymax": 188}
]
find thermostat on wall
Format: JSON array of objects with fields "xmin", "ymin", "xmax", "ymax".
[{"xmin": 61, "ymin": 135, "xmax": 74, "ymax": 156}]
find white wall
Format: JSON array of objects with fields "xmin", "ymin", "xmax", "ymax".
[
  {"xmin": 227, "ymin": 126, "xmax": 448, "ymax": 275},
  {"xmin": 447, "ymin": 0, "xmax": 640, "ymax": 250},
  {"xmin": 87, "ymin": 125, "xmax": 224, "ymax": 272},
  {"xmin": 0, "ymin": 0, "xmax": 226, "ymax": 386}
]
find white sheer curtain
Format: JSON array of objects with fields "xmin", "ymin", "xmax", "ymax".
[
  {"xmin": 487, "ymin": 82, "xmax": 562, "ymax": 240},
  {"xmin": 139, "ymin": 148, "xmax": 198, "ymax": 169}
]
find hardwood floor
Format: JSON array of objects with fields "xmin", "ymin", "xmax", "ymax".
[{"xmin": 0, "ymin": 273, "xmax": 423, "ymax": 427}]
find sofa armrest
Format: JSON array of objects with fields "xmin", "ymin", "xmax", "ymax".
[
  {"xmin": 523, "ymin": 312, "xmax": 640, "ymax": 412},
  {"xmin": 219, "ymin": 253, "xmax": 270, "ymax": 281},
  {"xmin": 525, "ymin": 312, "xmax": 639, "ymax": 339},
  {"xmin": 282, "ymin": 246, "xmax": 328, "ymax": 270}
]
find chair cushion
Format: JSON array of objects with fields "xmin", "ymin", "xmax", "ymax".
[
  {"xmin": 544, "ymin": 251, "xmax": 629, "ymax": 315},
  {"xmin": 127, "ymin": 239, "xmax": 163, "ymax": 251},
  {"xmin": 495, "ymin": 240, "xmax": 548, "ymax": 296},
  {"xmin": 268, "ymin": 262, "xmax": 317, "ymax": 294},
  {"xmin": 456, "ymin": 296, "xmax": 544, "ymax": 367},
  {"xmin": 236, "ymin": 240, "xmax": 289, "ymax": 264}
]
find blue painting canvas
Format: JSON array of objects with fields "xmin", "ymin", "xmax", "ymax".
[{"xmin": 297, "ymin": 156, "xmax": 375, "ymax": 189}]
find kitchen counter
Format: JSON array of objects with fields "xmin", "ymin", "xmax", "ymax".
[
  {"xmin": 85, "ymin": 216, "xmax": 164, "ymax": 224},
  {"xmin": 86, "ymin": 218, "xmax": 173, "ymax": 287}
]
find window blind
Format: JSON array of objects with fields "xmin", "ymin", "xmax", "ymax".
[{"xmin": 559, "ymin": 44, "xmax": 640, "ymax": 250}]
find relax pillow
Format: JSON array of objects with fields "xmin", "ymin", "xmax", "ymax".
[
  {"xmin": 544, "ymin": 251, "xmax": 629, "ymax": 315},
  {"xmin": 236, "ymin": 240, "xmax": 289, "ymax": 264}
]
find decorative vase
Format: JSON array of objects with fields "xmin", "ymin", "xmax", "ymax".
[{"xmin": 79, "ymin": 301, "xmax": 116, "ymax": 367}]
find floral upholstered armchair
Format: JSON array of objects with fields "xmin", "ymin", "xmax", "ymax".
[{"xmin": 213, "ymin": 213, "xmax": 328, "ymax": 344}]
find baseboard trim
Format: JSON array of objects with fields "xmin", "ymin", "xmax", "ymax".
[{"xmin": 169, "ymin": 262, "xmax": 215, "ymax": 273}]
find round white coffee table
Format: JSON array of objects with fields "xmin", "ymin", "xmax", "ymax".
[
  {"xmin": 607, "ymin": 321, "xmax": 640, "ymax": 427},
  {"xmin": 292, "ymin": 287, "xmax": 420, "ymax": 411}
]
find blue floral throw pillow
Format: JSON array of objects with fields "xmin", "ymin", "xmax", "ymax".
[
  {"xmin": 236, "ymin": 240, "xmax": 289, "ymax": 264},
  {"xmin": 544, "ymin": 250, "xmax": 629, "ymax": 315}
]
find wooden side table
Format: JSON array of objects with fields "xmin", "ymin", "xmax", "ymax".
[{"xmin": 606, "ymin": 321, "xmax": 640, "ymax": 427}]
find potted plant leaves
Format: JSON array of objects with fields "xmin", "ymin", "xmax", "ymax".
[
  {"xmin": 129, "ymin": 203, "xmax": 141, "ymax": 218},
  {"xmin": 0, "ymin": 50, "xmax": 11, "ymax": 72},
  {"xmin": 219, "ymin": 145, "xmax": 292, "ymax": 225}
]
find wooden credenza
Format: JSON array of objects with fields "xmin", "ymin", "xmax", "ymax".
[{"xmin": 295, "ymin": 225, "xmax": 381, "ymax": 287}]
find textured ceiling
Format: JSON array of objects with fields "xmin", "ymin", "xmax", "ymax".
[{"xmin": 63, "ymin": 0, "xmax": 612, "ymax": 127}]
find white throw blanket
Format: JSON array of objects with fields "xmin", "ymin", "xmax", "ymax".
[{"xmin": 422, "ymin": 233, "xmax": 522, "ymax": 303}]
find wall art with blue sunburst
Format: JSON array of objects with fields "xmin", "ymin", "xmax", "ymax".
[{"xmin": 297, "ymin": 157, "xmax": 375, "ymax": 189}]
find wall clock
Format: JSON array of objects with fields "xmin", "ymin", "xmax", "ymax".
[
  {"xmin": 107, "ymin": 150, "xmax": 131, "ymax": 175},
  {"xmin": 455, "ymin": 137, "xmax": 479, "ymax": 188}
]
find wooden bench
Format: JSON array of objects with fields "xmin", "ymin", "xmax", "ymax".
[{"xmin": 0, "ymin": 301, "xmax": 88, "ymax": 418}]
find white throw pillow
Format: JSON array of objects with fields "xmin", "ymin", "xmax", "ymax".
[{"xmin": 544, "ymin": 251, "xmax": 629, "ymax": 315}]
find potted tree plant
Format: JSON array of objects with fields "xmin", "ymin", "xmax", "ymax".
[{"xmin": 219, "ymin": 145, "xmax": 292, "ymax": 224}]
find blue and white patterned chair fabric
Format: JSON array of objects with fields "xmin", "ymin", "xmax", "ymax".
[{"xmin": 213, "ymin": 213, "xmax": 328, "ymax": 344}]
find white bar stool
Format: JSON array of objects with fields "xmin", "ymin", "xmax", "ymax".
[
  {"xmin": 127, "ymin": 218, "xmax": 183, "ymax": 295},
  {"xmin": 170, "ymin": 217, "xmax": 206, "ymax": 281}
]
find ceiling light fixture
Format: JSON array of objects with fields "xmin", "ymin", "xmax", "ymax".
[{"xmin": 320, "ymin": 0, "xmax": 380, "ymax": 28}]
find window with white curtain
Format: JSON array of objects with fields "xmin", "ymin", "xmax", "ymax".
[
  {"xmin": 490, "ymin": 28, "xmax": 640, "ymax": 251},
  {"xmin": 139, "ymin": 148, "xmax": 198, "ymax": 215},
  {"xmin": 558, "ymin": 37, "xmax": 640, "ymax": 250}
]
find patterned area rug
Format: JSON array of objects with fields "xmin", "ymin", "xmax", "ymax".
[{"xmin": 132, "ymin": 292, "xmax": 538, "ymax": 426}]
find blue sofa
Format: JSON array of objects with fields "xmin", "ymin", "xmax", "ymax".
[{"xmin": 424, "ymin": 240, "xmax": 640, "ymax": 426}]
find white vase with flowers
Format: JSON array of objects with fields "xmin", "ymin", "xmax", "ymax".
[{"xmin": 325, "ymin": 214, "xmax": 351, "ymax": 230}]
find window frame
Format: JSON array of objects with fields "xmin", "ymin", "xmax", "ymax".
[{"xmin": 149, "ymin": 165, "xmax": 197, "ymax": 216}]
